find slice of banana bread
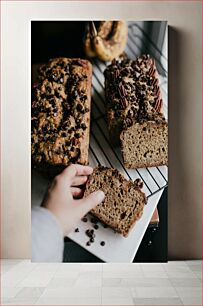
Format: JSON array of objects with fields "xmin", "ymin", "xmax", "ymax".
[
  {"xmin": 31, "ymin": 57, "xmax": 92, "ymax": 167},
  {"xmin": 104, "ymin": 54, "xmax": 168, "ymax": 168},
  {"xmin": 84, "ymin": 166, "xmax": 147, "ymax": 237}
]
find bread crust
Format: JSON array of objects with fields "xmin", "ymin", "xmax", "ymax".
[
  {"xmin": 31, "ymin": 58, "xmax": 92, "ymax": 168},
  {"xmin": 84, "ymin": 166, "xmax": 147, "ymax": 237}
]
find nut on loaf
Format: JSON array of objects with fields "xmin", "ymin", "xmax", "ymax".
[
  {"xmin": 104, "ymin": 54, "xmax": 168, "ymax": 168},
  {"xmin": 31, "ymin": 57, "xmax": 92, "ymax": 167},
  {"xmin": 84, "ymin": 166, "xmax": 147, "ymax": 237}
]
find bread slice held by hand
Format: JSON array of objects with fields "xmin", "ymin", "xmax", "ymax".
[{"xmin": 84, "ymin": 166, "xmax": 147, "ymax": 237}]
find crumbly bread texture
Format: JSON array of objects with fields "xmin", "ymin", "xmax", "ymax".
[
  {"xmin": 104, "ymin": 54, "xmax": 168, "ymax": 168},
  {"xmin": 31, "ymin": 58, "xmax": 92, "ymax": 167},
  {"xmin": 84, "ymin": 166, "xmax": 147, "ymax": 237}
]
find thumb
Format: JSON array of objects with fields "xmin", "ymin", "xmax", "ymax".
[{"xmin": 77, "ymin": 190, "xmax": 105, "ymax": 217}]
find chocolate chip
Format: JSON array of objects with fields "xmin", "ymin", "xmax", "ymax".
[
  {"xmin": 86, "ymin": 241, "xmax": 91, "ymax": 246},
  {"xmin": 82, "ymin": 217, "xmax": 88, "ymax": 222},
  {"xmin": 75, "ymin": 228, "xmax": 79, "ymax": 232},
  {"xmin": 94, "ymin": 224, "xmax": 99, "ymax": 230},
  {"xmin": 91, "ymin": 218, "xmax": 98, "ymax": 224},
  {"xmin": 81, "ymin": 123, "xmax": 87, "ymax": 130},
  {"xmin": 100, "ymin": 241, "xmax": 105, "ymax": 246},
  {"xmin": 86, "ymin": 229, "xmax": 90, "ymax": 235},
  {"xmin": 90, "ymin": 237, "xmax": 94, "ymax": 243},
  {"xmin": 75, "ymin": 133, "xmax": 80, "ymax": 139},
  {"xmin": 76, "ymin": 104, "xmax": 83, "ymax": 112}
]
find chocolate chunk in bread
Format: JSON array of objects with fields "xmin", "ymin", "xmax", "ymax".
[
  {"xmin": 104, "ymin": 54, "xmax": 168, "ymax": 168},
  {"xmin": 31, "ymin": 58, "xmax": 92, "ymax": 167},
  {"xmin": 84, "ymin": 166, "xmax": 147, "ymax": 237}
]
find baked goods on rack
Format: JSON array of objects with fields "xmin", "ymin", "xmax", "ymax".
[
  {"xmin": 31, "ymin": 57, "xmax": 92, "ymax": 167},
  {"xmin": 104, "ymin": 54, "xmax": 168, "ymax": 168}
]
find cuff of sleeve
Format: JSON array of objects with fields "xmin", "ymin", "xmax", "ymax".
[{"xmin": 32, "ymin": 206, "xmax": 64, "ymax": 262}]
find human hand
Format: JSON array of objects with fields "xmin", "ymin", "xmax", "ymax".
[{"xmin": 42, "ymin": 164, "xmax": 105, "ymax": 235}]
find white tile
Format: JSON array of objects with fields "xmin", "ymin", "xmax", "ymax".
[
  {"xmin": 102, "ymin": 297, "xmax": 134, "ymax": 305},
  {"xmin": 102, "ymin": 287, "xmax": 132, "ymax": 298},
  {"xmin": 166, "ymin": 261, "xmax": 188, "ymax": 266},
  {"xmin": 103, "ymin": 263, "xmax": 142, "ymax": 273},
  {"xmin": 122, "ymin": 277, "xmax": 172, "ymax": 287},
  {"xmin": 102, "ymin": 278, "xmax": 123, "ymax": 287},
  {"xmin": 2, "ymin": 287, "xmax": 22, "ymax": 299},
  {"xmin": 170, "ymin": 278, "xmax": 202, "ymax": 287},
  {"xmin": 2, "ymin": 262, "xmax": 37, "ymax": 287},
  {"xmin": 133, "ymin": 297, "xmax": 183, "ymax": 305},
  {"xmin": 1, "ymin": 264, "xmax": 20, "ymax": 274},
  {"xmin": 186, "ymin": 260, "xmax": 202, "ymax": 266},
  {"xmin": 164, "ymin": 265, "xmax": 193, "ymax": 273},
  {"xmin": 32, "ymin": 263, "xmax": 60, "ymax": 272},
  {"xmin": 166, "ymin": 271, "xmax": 197, "ymax": 279},
  {"xmin": 75, "ymin": 271, "xmax": 102, "ymax": 287},
  {"xmin": 35, "ymin": 297, "xmax": 102, "ymax": 305},
  {"xmin": 133, "ymin": 287, "xmax": 178, "ymax": 298},
  {"xmin": 103, "ymin": 270, "xmax": 144, "ymax": 278},
  {"xmin": 81, "ymin": 263, "xmax": 103, "ymax": 272},
  {"xmin": 54, "ymin": 270, "xmax": 80, "ymax": 278},
  {"xmin": 17, "ymin": 271, "xmax": 56, "ymax": 287},
  {"xmin": 141, "ymin": 264, "xmax": 166, "ymax": 272},
  {"xmin": 41, "ymin": 287, "xmax": 101, "ymax": 298},
  {"xmin": 193, "ymin": 271, "xmax": 202, "ymax": 279},
  {"xmin": 142, "ymin": 270, "xmax": 168, "ymax": 278},
  {"xmin": 175, "ymin": 287, "xmax": 202, "ymax": 298},
  {"xmin": 180, "ymin": 296, "xmax": 202, "ymax": 305},
  {"xmin": 189, "ymin": 264, "xmax": 202, "ymax": 272},
  {"xmin": 47, "ymin": 277, "xmax": 76, "ymax": 288},
  {"xmin": 15, "ymin": 287, "xmax": 44, "ymax": 298},
  {"xmin": 2, "ymin": 296, "xmax": 38, "ymax": 305}
]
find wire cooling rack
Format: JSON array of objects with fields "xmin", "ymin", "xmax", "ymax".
[{"xmin": 88, "ymin": 22, "xmax": 168, "ymax": 199}]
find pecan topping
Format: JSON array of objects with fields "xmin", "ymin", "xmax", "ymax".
[
  {"xmin": 120, "ymin": 97, "xmax": 128, "ymax": 109},
  {"xmin": 123, "ymin": 117, "xmax": 133, "ymax": 129}
]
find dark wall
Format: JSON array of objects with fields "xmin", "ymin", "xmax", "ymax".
[{"xmin": 31, "ymin": 21, "xmax": 87, "ymax": 64}]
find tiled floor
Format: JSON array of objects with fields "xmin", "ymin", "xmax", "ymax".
[{"xmin": 1, "ymin": 260, "xmax": 202, "ymax": 305}]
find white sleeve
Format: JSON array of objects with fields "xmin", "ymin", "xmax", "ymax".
[{"xmin": 31, "ymin": 206, "xmax": 64, "ymax": 262}]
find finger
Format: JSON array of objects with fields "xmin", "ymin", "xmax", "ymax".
[
  {"xmin": 60, "ymin": 164, "xmax": 93, "ymax": 182},
  {"xmin": 71, "ymin": 187, "xmax": 84, "ymax": 198},
  {"xmin": 71, "ymin": 175, "xmax": 88, "ymax": 186},
  {"xmin": 76, "ymin": 190, "xmax": 105, "ymax": 217}
]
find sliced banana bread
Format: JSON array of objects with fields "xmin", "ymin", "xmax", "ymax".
[
  {"xmin": 84, "ymin": 166, "xmax": 147, "ymax": 237},
  {"xmin": 31, "ymin": 57, "xmax": 92, "ymax": 167},
  {"xmin": 104, "ymin": 54, "xmax": 168, "ymax": 168}
]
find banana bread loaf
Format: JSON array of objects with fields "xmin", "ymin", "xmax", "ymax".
[
  {"xmin": 84, "ymin": 166, "xmax": 147, "ymax": 237},
  {"xmin": 31, "ymin": 58, "xmax": 92, "ymax": 167},
  {"xmin": 104, "ymin": 54, "xmax": 168, "ymax": 168}
]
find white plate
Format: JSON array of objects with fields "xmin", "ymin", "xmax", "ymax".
[{"xmin": 68, "ymin": 190, "xmax": 164, "ymax": 262}]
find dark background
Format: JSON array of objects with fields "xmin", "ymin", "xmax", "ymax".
[
  {"xmin": 32, "ymin": 21, "xmax": 168, "ymax": 263},
  {"xmin": 32, "ymin": 21, "xmax": 87, "ymax": 64}
]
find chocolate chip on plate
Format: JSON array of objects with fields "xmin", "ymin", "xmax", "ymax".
[
  {"xmin": 94, "ymin": 224, "xmax": 99, "ymax": 230},
  {"xmin": 82, "ymin": 217, "xmax": 88, "ymax": 222},
  {"xmin": 90, "ymin": 237, "xmax": 94, "ymax": 243},
  {"xmin": 86, "ymin": 241, "xmax": 91, "ymax": 246},
  {"xmin": 75, "ymin": 228, "xmax": 79, "ymax": 233},
  {"xmin": 100, "ymin": 241, "xmax": 105, "ymax": 246}
]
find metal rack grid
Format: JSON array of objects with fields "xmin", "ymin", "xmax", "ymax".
[{"xmin": 88, "ymin": 22, "xmax": 168, "ymax": 199}]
